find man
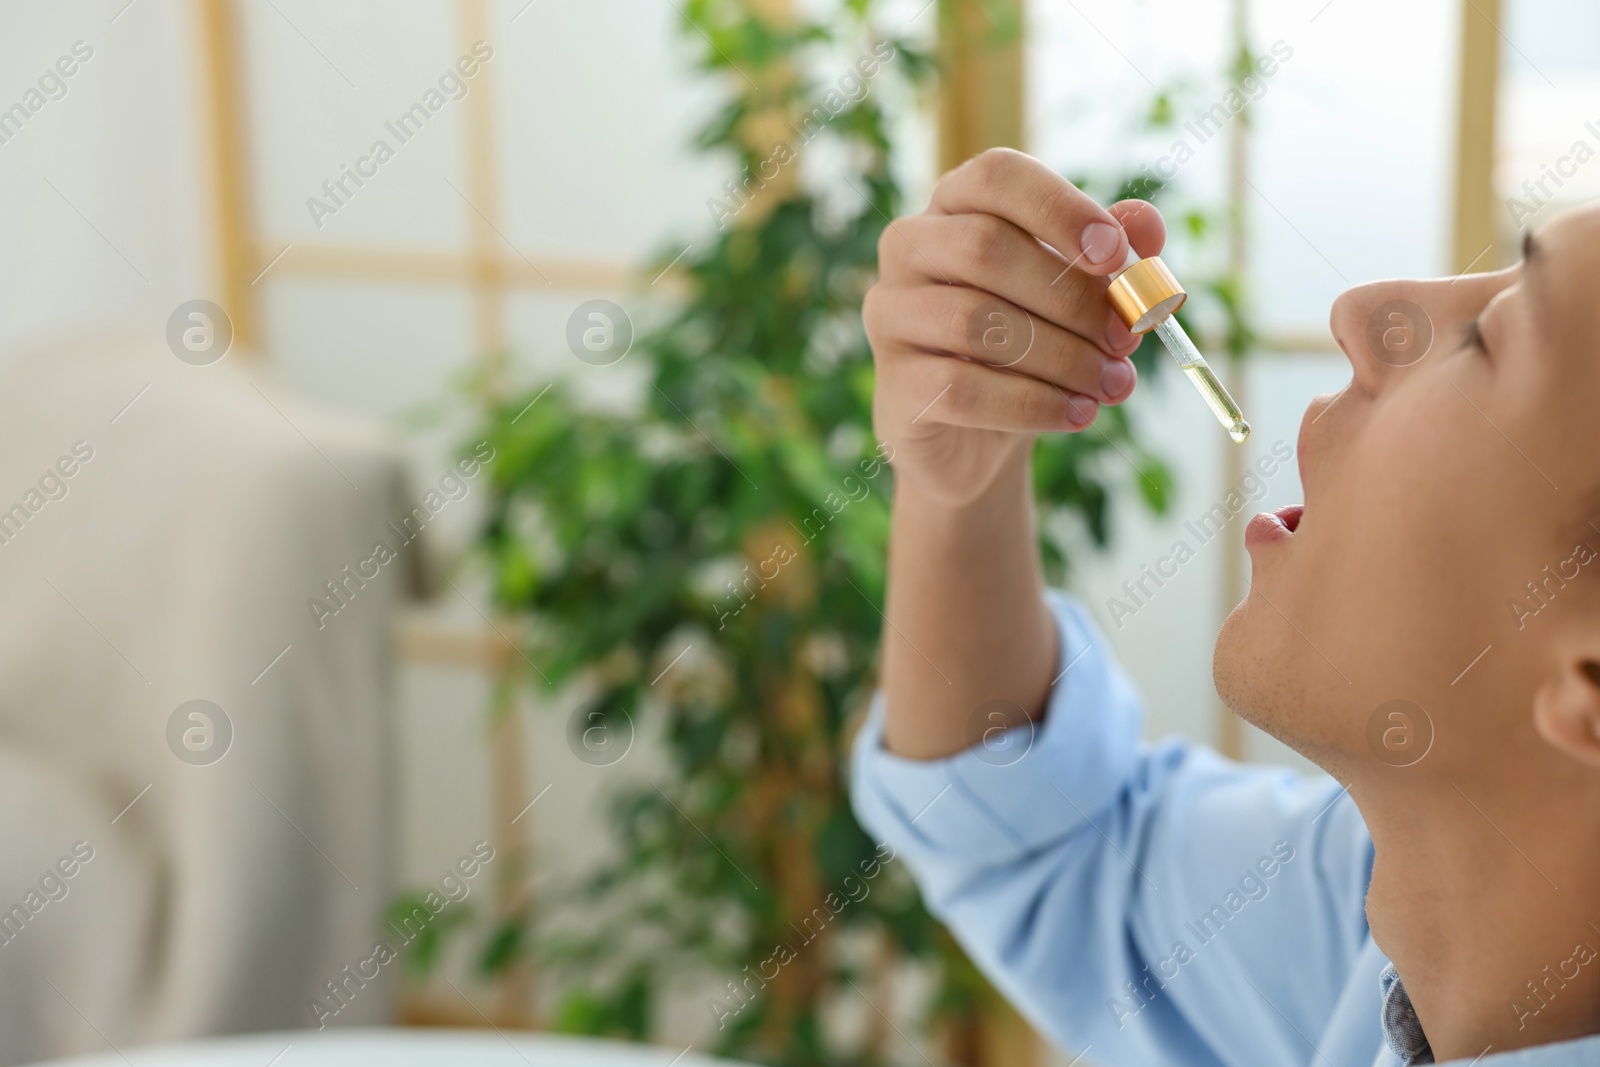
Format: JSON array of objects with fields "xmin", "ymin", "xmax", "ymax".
[{"xmin": 851, "ymin": 148, "xmax": 1600, "ymax": 1064}]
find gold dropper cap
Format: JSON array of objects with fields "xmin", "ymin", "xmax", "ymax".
[{"xmin": 1107, "ymin": 256, "xmax": 1187, "ymax": 334}]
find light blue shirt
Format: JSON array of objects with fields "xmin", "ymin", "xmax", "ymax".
[{"xmin": 850, "ymin": 592, "xmax": 1600, "ymax": 1066}]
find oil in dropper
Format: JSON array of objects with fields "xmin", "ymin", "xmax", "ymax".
[{"xmin": 1153, "ymin": 318, "xmax": 1251, "ymax": 443}]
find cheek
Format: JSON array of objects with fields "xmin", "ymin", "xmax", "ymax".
[
  {"xmin": 1316, "ymin": 399, "xmax": 1477, "ymax": 647},
  {"xmin": 1298, "ymin": 379, "xmax": 1550, "ymax": 692}
]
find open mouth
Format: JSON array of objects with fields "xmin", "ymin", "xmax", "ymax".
[{"xmin": 1245, "ymin": 504, "xmax": 1302, "ymax": 549}]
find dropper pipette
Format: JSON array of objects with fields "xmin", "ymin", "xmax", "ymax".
[{"xmin": 1105, "ymin": 248, "xmax": 1251, "ymax": 443}]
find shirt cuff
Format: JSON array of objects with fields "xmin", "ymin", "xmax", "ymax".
[{"xmin": 851, "ymin": 590, "xmax": 1147, "ymax": 864}]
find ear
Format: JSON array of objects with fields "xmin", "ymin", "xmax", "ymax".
[{"xmin": 1532, "ymin": 659, "xmax": 1600, "ymax": 770}]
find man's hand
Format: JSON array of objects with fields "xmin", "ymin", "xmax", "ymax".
[
  {"xmin": 867, "ymin": 150, "xmax": 1167, "ymax": 759},
  {"xmin": 866, "ymin": 149, "xmax": 1166, "ymax": 509}
]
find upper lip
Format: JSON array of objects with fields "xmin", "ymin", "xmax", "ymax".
[
  {"xmin": 1297, "ymin": 391, "xmax": 1339, "ymax": 494},
  {"xmin": 1291, "ymin": 391, "xmax": 1341, "ymax": 527}
]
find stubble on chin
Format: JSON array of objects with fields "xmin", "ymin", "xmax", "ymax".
[
  {"xmin": 1212, "ymin": 602, "xmax": 1269, "ymax": 727},
  {"xmin": 1212, "ymin": 598, "xmax": 1345, "ymax": 769}
]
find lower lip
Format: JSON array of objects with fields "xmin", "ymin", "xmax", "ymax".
[{"xmin": 1245, "ymin": 505, "xmax": 1303, "ymax": 549}]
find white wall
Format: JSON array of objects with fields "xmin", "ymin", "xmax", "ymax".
[{"xmin": 0, "ymin": 0, "xmax": 211, "ymax": 349}]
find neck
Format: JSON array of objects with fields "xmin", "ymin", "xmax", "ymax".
[{"xmin": 1353, "ymin": 759, "xmax": 1600, "ymax": 1061}]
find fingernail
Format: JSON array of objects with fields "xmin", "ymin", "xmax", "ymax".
[
  {"xmin": 1065, "ymin": 395, "xmax": 1099, "ymax": 427},
  {"xmin": 1100, "ymin": 358, "xmax": 1133, "ymax": 401},
  {"xmin": 1105, "ymin": 311, "xmax": 1136, "ymax": 353},
  {"xmin": 1080, "ymin": 221, "xmax": 1123, "ymax": 266}
]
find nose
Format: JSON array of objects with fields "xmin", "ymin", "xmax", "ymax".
[{"xmin": 1326, "ymin": 268, "xmax": 1517, "ymax": 394}]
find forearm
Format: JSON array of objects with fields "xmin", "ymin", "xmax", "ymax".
[{"xmin": 881, "ymin": 455, "xmax": 1058, "ymax": 760}]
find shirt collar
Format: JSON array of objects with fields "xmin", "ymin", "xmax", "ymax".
[{"xmin": 1380, "ymin": 962, "xmax": 1434, "ymax": 1065}]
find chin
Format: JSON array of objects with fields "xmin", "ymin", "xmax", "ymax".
[
  {"xmin": 1212, "ymin": 593, "xmax": 1344, "ymax": 769},
  {"xmin": 1212, "ymin": 598, "xmax": 1264, "ymax": 724}
]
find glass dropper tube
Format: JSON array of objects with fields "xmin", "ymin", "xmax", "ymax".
[
  {"xmin": 1105, "ymin": 250, "xmax": 1251, "ymax": 443},
  {"xmin": 1152, "ymin": 317, "xmax": 1251, "ymax": 444}
]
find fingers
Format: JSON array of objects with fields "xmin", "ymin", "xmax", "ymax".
[
  {"xmin": 867, "ymin": 283, "xmax": 1137, "ymax": 405},
  {"xmin": 1109, "ymin": 199, "xmax": 1166, "ymax": 260},
  {"xmin": 930, "ymin": 149, "xmax": 1130, "ymax": 275},
  {"xmin": 867, "ymin": 154, "xmax": 1169, "ymax": 440},
  {"xmin": 888, "ymin": 353, "xmax": 1101, "ymax": 434},
  {"xmin": 885, "ymin": 214, "xmax": 1138, "ymax": 357}
]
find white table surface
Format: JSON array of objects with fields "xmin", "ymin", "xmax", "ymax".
[{"xmin": 20, "ymin": 1029, "xmax": 743, "ymax": 1067}]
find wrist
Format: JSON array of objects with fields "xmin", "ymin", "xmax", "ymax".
[{"xmin": 894, "ymin": 450, "xmax": 1035, "ymax": 526}]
